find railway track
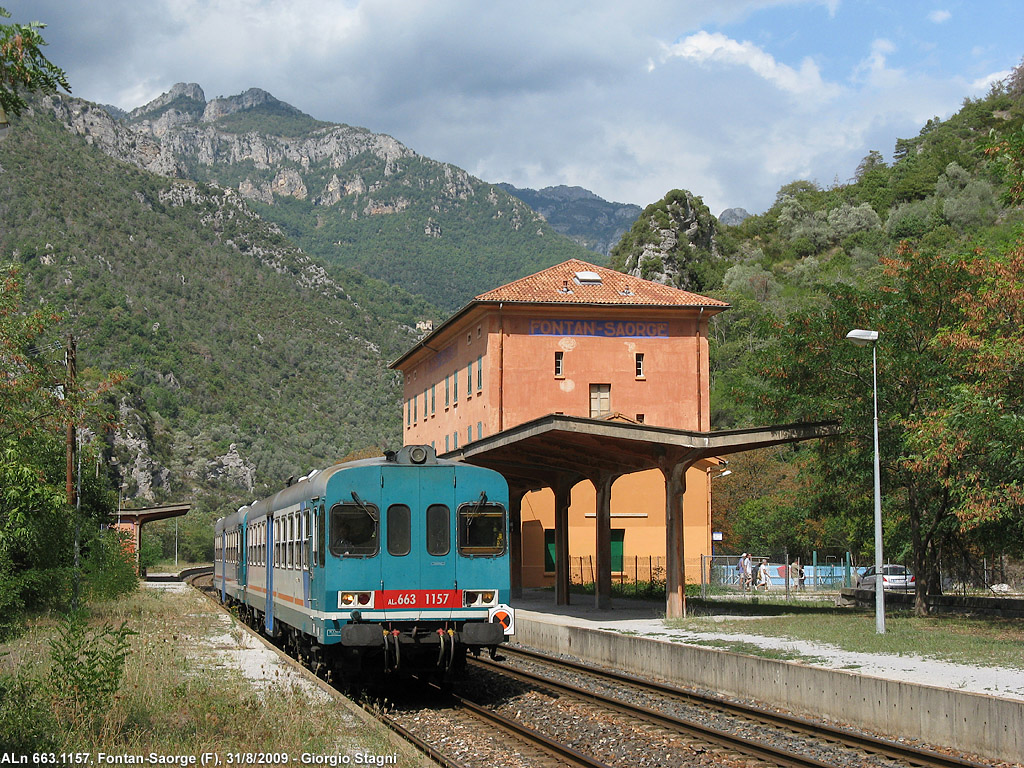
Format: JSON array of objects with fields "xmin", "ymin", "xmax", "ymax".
[
  {"xmin": 471, "ymin": 645, "xmax": 994, "ymax": 768},
  {"xmin": 183, "ymin": 576, "xmax": 999, "ymax": 768}
]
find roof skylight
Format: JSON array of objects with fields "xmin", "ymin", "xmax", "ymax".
[{"xmin": 574, "ymin": 270, "xmax": 603, "ymax": 285}]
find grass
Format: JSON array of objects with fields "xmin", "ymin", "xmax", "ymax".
[
  {"xmin": 664, "ymin": 598, "xmax": 1024, "ymax": 669},
  {"xmin": 0, "ymin": 585, "xmax": 408, "ymax": 759}
]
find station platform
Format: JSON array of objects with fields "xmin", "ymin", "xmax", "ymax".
[{"xmin": 509, "ymin": 589, "xmax": 1024, "ymax": 765}]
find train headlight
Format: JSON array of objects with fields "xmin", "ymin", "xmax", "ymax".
[
  {"xmin": 339, "ymin": 591, "xmax": 373, "ymax": 608},
  {"xmin": 409, "ymin": 446, "xmax": 428, "ymax": 464},
  {"xmin": 463, "ymin": 589, "xmax": 498, "ymax": 607}
]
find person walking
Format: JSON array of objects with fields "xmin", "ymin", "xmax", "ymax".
[
  {"xmin": 739, "ymin": 553, "xmax": 752, "ymax": 591},
  {"xmin": 757, "ymin": 559, "xmax": 771, "ymax": 591}
]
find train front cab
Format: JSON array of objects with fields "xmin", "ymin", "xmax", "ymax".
[{"xmin": 320, "ymin": 446, "xmax": 513, "ymax": 673}]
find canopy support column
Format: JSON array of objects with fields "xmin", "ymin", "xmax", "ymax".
[
  {"xmin": 554, "ymin": 479, "xmax": 573, "ymax": 606},
  {"xmin": 594, "ymin": 472, "xmax": 619, "ymax": 610},
  {"xmin": 509, "ymin": 489, "xmax": 525, "ymax": 599}
]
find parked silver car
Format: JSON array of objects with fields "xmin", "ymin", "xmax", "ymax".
[{"xmin": 859, "ymin": 564, "xmax": 915, "ymax": 591}]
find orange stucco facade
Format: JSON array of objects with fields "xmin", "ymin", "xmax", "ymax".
[{"xmin": 392, "ymin": 260, "xmax": 727, "ymax": 586}]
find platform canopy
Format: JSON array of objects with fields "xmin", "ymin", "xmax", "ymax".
[
  {"xmin": 110, "ymin": 503, "xmax": 192, "ymax": 568},
  {"xmin": 444, "ymin": 414, "xmax": 839, "ymax": 617}
]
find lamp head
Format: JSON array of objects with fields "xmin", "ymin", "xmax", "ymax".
[{"xmin": 846, "ymin": 328, "xmax": 879, "ymax": 347}]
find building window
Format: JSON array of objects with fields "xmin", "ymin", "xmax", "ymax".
[
  {"xmin": 445, "ymin": 434, "xmax": 450, "ymax": 452},
  {"xmin": 445, "ymin": 376, "xmax": 450, "ymax": 407},
  {"xmin": 467, "ymin": 426, "xmax": 472, "ymax": 443},
  {"xmin": 477, "ymin": 421, "xmax": 483, "ymax": 440},
  {"xmin": 453, "ymin": 431, "xmax": 459, "ymax": 449},
  {"xmin": 406, "ymin": 400, "xmax": 410, "ymax": 426},
  {"xmin": 611, "ymin": 529, "xmax": 625, "ymax": 572},
  {"xmin": 467, "ymin": 362, "xmax": 472, "ymax": 396},
  {"xmin": 635, "ymin": 414, "xmax": 645, "ymax": 423},
  {"xmin": 453, "ymin": 371, "xmax": 458, "ymax": 403},
  {"xmin": 554, "ymin": 351, "xmax": 564, "ymax": 377},
  {"xmin": 544, "ymin": 529, "xmax": 556, "ymax": 573},
  {"xmin": 635, "ymin": 352, "xmax": 645, "ymax": 378},
  {"xmin": 413, "ymin": 394, "xmax": 417, "ymax": 423},
  {"xmin": 476, "ymin": 355, "xmax": 482, "ymax": 391},
  {"xmin": 590, "ymin": 384, "xmax": 611, "ymax": 418},
  {"xmin": 431, "ymin": 384, "xmax": 436, "ymax": 415}
]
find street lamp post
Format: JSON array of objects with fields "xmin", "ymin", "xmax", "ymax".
[{"xmin": 846, "ymin": 328, "xmax": 885, "ymax": 634}]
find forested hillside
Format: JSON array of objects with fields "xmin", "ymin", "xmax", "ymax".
[
  {"xmin": 497, "ymin": 183, "xmax": 641, "ymax": 258},
  {"xmin": 0, "ymin": 104, "xmax": 436, "ymax": 561},
  {"xmin": 65, "ymin": 83, "xmax": 594, "ymax": 312},
  {"xmin": 680, "ymin": 64, "xmax": 1024, "ymax": 598}
]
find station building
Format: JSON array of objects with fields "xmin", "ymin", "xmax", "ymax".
[{"xmin": 390, "ymin": 258, "xmax": 730, "ymax": 587}]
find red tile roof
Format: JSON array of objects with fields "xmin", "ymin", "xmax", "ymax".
[{"xmin": 474, "ymin": 259, "xmax": 729, "ymax": 307}]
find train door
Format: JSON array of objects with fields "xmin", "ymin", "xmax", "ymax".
[
  {"xmin": 380, "ymin": 463, "xmax": 458, "ymax": 617},
  {"xmin": 216, "ymin": 527, "xmax": 226, "ymax": 602},
  {"xmin": 238, "ymin": 513, "xmax": 248, "ymax": 597},
  {"xmin": 264, "ymin": 513, "xmax": 274, "ymax": 634}
]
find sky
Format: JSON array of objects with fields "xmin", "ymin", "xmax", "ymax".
[{"xmin": 6, "ymin": 0, "xmax": 1023, "ymax": 215}]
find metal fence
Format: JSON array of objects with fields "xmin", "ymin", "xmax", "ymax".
[
  {"xmin": 559, "ymin": 552, "xmax": 1020, "ymax": 598},
  {"xmin": 701, "ymin": 554, "xmax": 857, "ymax": 598}
]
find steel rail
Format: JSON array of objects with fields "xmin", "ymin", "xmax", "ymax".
[
  {"xmin": 420, "ymin": 678, "xmax": 617, "ymax": 768},
  {"xmin": 470, "ymin": 659, "xmax": 837, "ymax": 768}
]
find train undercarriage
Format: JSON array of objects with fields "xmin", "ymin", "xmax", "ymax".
[{"xmin": 226, "ymin": 597, "xmax": 504, "ymax": 687}]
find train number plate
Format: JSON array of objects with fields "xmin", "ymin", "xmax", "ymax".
[{"xmin": 376, "ymin": 590, "xmax": 460, "ymax": 609}]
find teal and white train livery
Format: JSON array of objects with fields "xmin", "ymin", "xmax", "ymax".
[{"xmin": 214, "ymin": 445, "xmax": 513, "ymax": 682}]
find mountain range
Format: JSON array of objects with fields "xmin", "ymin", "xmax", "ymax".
[
  {"xmin": 0, "ymin": 83, "xmax": 648, "ymax": 558},
  {"xmin": 67, "ymin": 83, "xmax": 594, "ymax": 313},
  {"xmin": 497, "ymin": 183, "xmax": 641, "ymax": 257}
]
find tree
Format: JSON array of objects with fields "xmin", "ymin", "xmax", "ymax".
[
  {"xmin": 0, "ymin": 6, "xmax": 69, "ymax": 119},
  {"xmin": 751, "ymin": 239, "xmax": 1024, "ymax": 615},
  {"xmin": 1, "ymin": 268, "xmax": 126, "ymax": 635}
]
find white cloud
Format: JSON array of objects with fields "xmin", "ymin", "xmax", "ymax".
[
  {"xmin": 970, "ymin": 69, "xmax": 1012, "ymax": 93},
  {"xmin": 928, "ymin": 9, "xmax": 952, "ymax": 23},
  {"xmin": 661, "ymin": 31, "xmax": 839, "ymax": 99},
  {"xmin": 852, "ymin": 39, "xmax": 906, "ymax": 88}
]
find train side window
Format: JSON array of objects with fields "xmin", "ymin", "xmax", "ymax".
[
  {"xmin": 329, "ymin": 502, "xmax": 379, "ymax": 557},
  {"xmin": 426, "ymin": 504, "xmax": 450, "ymax": 556},
  {"xmin": 287, "ymin": 514, "xmax": 294, "ymax": 569},
  {"xmin": 275, "ymin": 518, "xmax": 281, "ymax": 567},
  {"xmin": 309, "ymin": 511, "xmax": 315, "ymax": 569},
  {"xmin": 458, "ymin": 502, "xmax": 507, "ymax": 556},
  {"xmin": 292, "ymin": 512, "xmax": 298, "ymax": 568},
  {"xmin": 387, "ymin": 504, "xmax": 411, "ymax": 556},
  {"xmin": 318, "ymin": 506, "xmax": 325, "ymax": 567},
  {"xmin": 303, "ymin": 509, "xmax": 310, "ymax": 570}
]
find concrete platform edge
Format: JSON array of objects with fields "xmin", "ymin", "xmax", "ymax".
[{"xmin": 512, "ymin": 615, "xmax": 1023, "ymax": 763}]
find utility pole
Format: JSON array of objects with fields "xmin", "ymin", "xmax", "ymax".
[
  {"xmin": 66, "ymin": 334, "xmax": 82, "ymax": 612},
  {"xmin": 65, "ymin": 334, "xmax": 77, "ymax": 506}
]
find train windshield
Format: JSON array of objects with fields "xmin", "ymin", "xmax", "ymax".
[
  {"xmin": 329, "ymin": 501, "xmax": 379, "ymax": 557},
  {"xmin": 457, "ymin": 502, "xmax": 506, "ymax": 556}
]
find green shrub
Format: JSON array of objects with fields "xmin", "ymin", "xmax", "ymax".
[
  {"xmin": 47, "ymin": 613, "xmax": 135, "ymax": 730},
  {"xmin": 83, "ymin": 529, "xmax": 139, "ymax": 602},
  {"xmin": 0, "ymin": 665, "xmax": 59, "ymax": 752}
]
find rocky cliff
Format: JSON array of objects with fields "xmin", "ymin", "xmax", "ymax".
[
  {"xmin": 46, "ymin": 83, "xmax": 590, "ymax": 310},
  {"xmin": 608, "ymin": 189, "xmax": 722, "ymax": 292}
]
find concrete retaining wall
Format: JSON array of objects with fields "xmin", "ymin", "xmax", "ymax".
[{"xmin": 513, "ymin": 616, "xmax": 1024, "ymax": 764}]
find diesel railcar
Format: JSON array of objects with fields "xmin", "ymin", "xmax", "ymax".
[{"xmin": 213, "ymin": 445, "xmax": 514, "ymax": 681}]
